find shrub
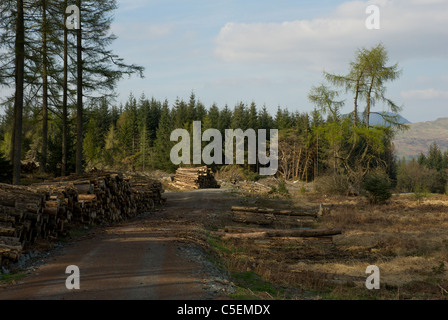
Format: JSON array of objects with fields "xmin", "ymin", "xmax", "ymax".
[
  {"xmin": 314, "ymin": 173, "xmax": 356, "ymax": 195},
  {"xmin": 215, "ymin": 165, "xmax": 261, "ymax": 182},
  {"xmin": 397, "ymin": 159, "xmax": 447, "ymax": 194},
  {"xmin": 215, "ymin": 165, "xmax": 245, "ymax": 182},
  {"xmin": 269, "ymin": 181, "xmax": 289, "ymax": 196},
  {"xmin": 277, "ymin": 181, "xmax": 289, "ymax": 195},
  {"xmin": 413, "ymin": 185, "xmax": 430, "ymax": 204},
  {"xmin": 243, "ymin": 169, "xmax": 262, "ymax": 182},
  {"xmin": 362, "ymin": 170, "xmax": 392, "ymax": 204}
]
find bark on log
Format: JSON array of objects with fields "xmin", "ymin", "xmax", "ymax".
[
  {"xmin": 171, "ymin": 166, "xmax": 219, "ymax": 190},
  {"xmin": 231, "ymin": 212, "xmax": 316, "ymax": 228},
  {"xmin": 231, "ymin": 206, "xmax": 317, "ymax": 217},
  {"xmin": 221, "ymin": 226, "xmax": 342, "ymax": 239}
]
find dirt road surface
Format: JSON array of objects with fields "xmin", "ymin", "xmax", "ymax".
[{"xmin": 0, "ymin": 189, "xmax": 239, "ymax": 300}]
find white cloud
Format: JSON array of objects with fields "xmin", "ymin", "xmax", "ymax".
[
  {"xmin": 214, "ymin": 0, "xmax": 448, "ymax": 71},
  {"xmin": 401, "ymin": 89, "xmax": 448, "ymax": 100}
]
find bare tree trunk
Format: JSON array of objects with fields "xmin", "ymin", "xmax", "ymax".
[
  {"xmin": 10, "ymin": 99, "xmax": 16, "ymax": 163},
  {"xmin": 41, "ymin": 0, "xmax": 48, "ymax": 173},
  {"xmin": 353, "ymin": 72, "xmax": 363, "ymax": 127},
  {"xmin": 13, "ymin": 0, "xmax": 25, "ymax": 185},
  {"xmin": 295, "ymin": 148, "xmax": 302, "ymax": 179},
  {"xmin": 302, "ymin": 152, "xmax": 310, "ymax": 182},
  {"xmin": 292, "ymin": 144, "xmax": 296, "ymax": 179},
  {"xmin": 75, "ymin": 0, "xmax": 83, "ymax": 175},
  {"xmin": 365, "ymin": 79, "xmax": 374, "ymax": 129},
  {"xmin": 315, "ymin": 133, "xmax": 319, "ymax": 179},
  {"xmin": 62, "ymin": 0, "xmax": 68, "ymax": 176}
]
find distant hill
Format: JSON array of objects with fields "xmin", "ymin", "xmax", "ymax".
[
  {"xmin": 343, "ymin": 112, "xmax": 411, "ymax": 126},
  {"xmin": 393, "ymin": 117, "xmax": 448, "ymax": 160},
  {"xmin": 369, "ymin": 112, "xmax": 411, "ymax": 127}
]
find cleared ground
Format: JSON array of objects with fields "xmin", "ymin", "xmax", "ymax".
[
  {"xmin": 0, "ymin": 189, "xmax": 238, "ymax": 300},
  {"xmin": 211, "ymin": 180, "xmax": 448, "ymax": 300},
  {"xmin": 1, "ymin": 179, "xmax": 448, "ymax": 300}
]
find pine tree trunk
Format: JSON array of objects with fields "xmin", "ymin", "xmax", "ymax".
[
  {"xmin": 41, "ymin": 0, "xmax": 48, "ymax": 173},
  {"xmin": 10, "ymin": 100, "xmax": 16, "ymax": 163},
  {"xmin": 13, "ymin": 0, "xmax": 25, "ymax": 185},
  {"xmin": 62, "ymin": 0, "xmax": 68, "ymax": 176},
  {"xmin": 75, "ymin": 0, "xmax": 83, "ymax": 175}
]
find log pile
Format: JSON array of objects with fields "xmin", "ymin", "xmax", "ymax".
[
  {"xmin": 0, "ymin": 172, "xmax": 165, "ymax": 266},
  {"xmin": 171, "ymin": 166, "xmax": 220, "ymax": 190},
  {"xmin": 216, "ymin": 205, "xmax": 340, "ymax": 243},
  {"xmin": 231, "ymin": 206, "xmax": 319, "ymax": 228},
  {"xmin": 130, "ymin": 179, "xmax": 166, "ymax": 213},
  {"xmin": 0, "ymin": 183, "xmax": 47, "ymax": 266}
]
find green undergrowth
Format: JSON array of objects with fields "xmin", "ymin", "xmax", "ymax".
[{"xmin": 0, "ymin": 271, "xmax": 26, "ymax": 285}]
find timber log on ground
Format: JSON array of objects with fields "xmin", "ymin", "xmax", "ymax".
[
  {"xmin": 230, "ymin": 205, "xmax": 321, "ymax": 228},
  {"xmin": 0, "ymin": 172, "xmax": 165, "ymax": 266},
  {"xmin": 221, "ymin": 205, "xmax": 340, "ymax": 242},
  {"xmin": 218, "ymin": 226, "xmax": 342, "ymax": 240}
]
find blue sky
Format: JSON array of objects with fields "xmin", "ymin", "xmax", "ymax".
[
  {"xmin": 3, "ymin": 0, "xmax": 445, "ymax": 124},
  {"xmin": 107, "ymin": 0, "xmax": 448, "ymax": 123}
]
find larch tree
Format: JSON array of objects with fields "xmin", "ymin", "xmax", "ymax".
[
  {"xmin": 324, "ymin": 43, "xmax": 402, "ymax": 129},
  {"xmin": 359, "ymin": 43, "xmax": 402, "ymax": 128}
]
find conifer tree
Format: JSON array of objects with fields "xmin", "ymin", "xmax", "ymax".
[{"xmin": 153, "ymin": 100, "xmax": 176, "ymax": 172}]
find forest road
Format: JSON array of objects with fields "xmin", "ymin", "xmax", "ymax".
[{"xmin": 0, "ymin": 188, "xmax": 238, "ymax": 300}]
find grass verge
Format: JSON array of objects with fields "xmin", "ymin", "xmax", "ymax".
[{"xmin": 0, "ymin": 271, "xmax": 27, "ymax": 285}]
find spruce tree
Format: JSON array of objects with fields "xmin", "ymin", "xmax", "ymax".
[{"xmin": 153, "ymin": 100, "xmax": 176, "ymax": 172}]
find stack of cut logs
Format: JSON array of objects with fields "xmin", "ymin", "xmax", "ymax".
[
  {"xmin": 130, "ymin": 179, "xmax": 166, "ymax": 213},
  {"xmin": 0, "ymin": 172, "xmax": 165, "ymax": 266},
  {"xmin": 216, "ymin": 205, "xmax": 341, "ymax": 242},
  {"xmin": 171, "ymin": 166, "xmax": 220, "ymax": 190}
]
